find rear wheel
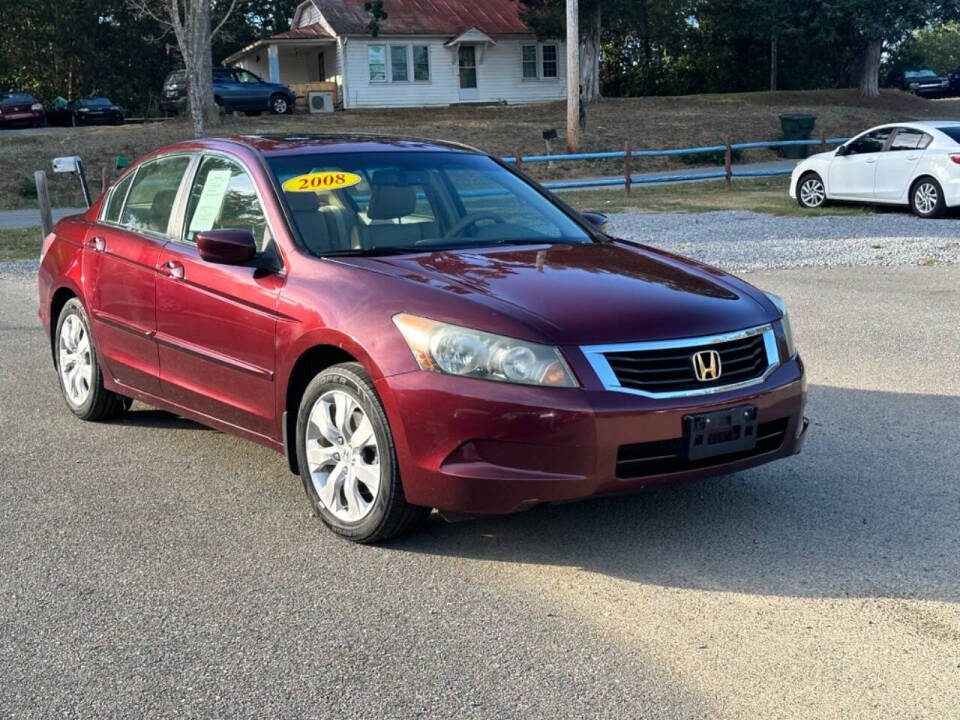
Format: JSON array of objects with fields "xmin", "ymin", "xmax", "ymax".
[
  {"xmin": 910, "ymin": 177, "xmax": 946, "ymax": 218},
  {"xmin": 54, "ymin": 299, "xmax": 130, "ymax": 421},
  {"xmin": 797, "ymin": 172, "xmax": 827, "ymax": 209},
  {"xmin": 269, "ymin": 93, "xmax": 289, "ymax": 115},
  {"xmin": 295, "ymin": 362, "xmax": 429, "ymax": 543}
]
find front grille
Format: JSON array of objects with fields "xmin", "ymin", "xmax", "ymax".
[
  {"xmin": 616, "ymin": 417, "xmax": 789, "ymax": 480},
  {"xmin": 602, "ymin": 331, "xmax": 770, "ymax": 394}
]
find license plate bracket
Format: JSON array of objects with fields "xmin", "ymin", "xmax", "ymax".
[{"xmin": 684, "ymin": 404, "xmax": 758, "ymax": 461}]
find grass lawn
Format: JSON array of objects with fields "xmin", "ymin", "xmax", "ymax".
[
  {"xmin": 563, "ymin": 176, "xmax": 876, "ymax": 216},
  {"xmin": 1, "ymin": 227, "xmax": 42, "ymax": 261},
  {"xmin": 3, "ymin": 88, "xmax": 959, "ymax": 209}
]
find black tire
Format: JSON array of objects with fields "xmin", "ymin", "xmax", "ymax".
[
  {"xmin": 796, "ymin": 172, "xmax": 827, "ymax": 209},
  {"xmin": 909, "ymin": 176, "xmax": 946, "ymax": 218},
  {"xmin": 269, "ymin": 93, "xmax": 289, "ymax": 115},
  {"xmin": 54, "ymin": 298, "xmax": 130, "ymax": 421},
  {"xmin": 295, "ymin": 362, "xmax": 429, "ymax": 543}
]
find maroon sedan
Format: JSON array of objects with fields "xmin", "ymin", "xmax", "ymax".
[
  {"xmin": 38, "ymin": 136, "xmax": 807, "ymax": 542},
  {"xmin": 0, "ymin": 91, "xmax": 45, "ymax": 128}
]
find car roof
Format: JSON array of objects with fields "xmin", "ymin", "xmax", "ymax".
[
  {"xmin": 860, "ymin": 121, "xmax": 960, "ymax": 133},
  {"xmin": 218, "ymin": 134, "xmax": 485, "ymax": 157}
]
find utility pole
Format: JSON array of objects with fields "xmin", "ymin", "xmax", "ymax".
[{"xmin": 566, "ymin": 0, "xmax": 581, "ymax": 153}]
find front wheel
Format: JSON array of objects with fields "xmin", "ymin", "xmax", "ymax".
[
  {"xmin": 295, "ymin": 362, "xmax": 429, "ymax": 543},
  {"xmin": 269, "ymin": 93, "xmax": 290, "ymax": 115},
  {"xmin": 910, "ymin": 177, "xmax": 946, "ymax": 218},
  {"xmin": 797, "ymin": 172, "xmax": 827, "ymax": 209},
  {"xmin": 54, "ymin": 298, "xmax": 131, "ymax": 421}
]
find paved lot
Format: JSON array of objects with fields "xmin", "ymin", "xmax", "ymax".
[{"xmin": 1, "ymin": 264, "xmax": 958, "ymax": 718}]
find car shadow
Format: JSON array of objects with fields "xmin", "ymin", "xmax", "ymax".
[
  {"xmin": 392, "ymin": 384, "xmax": 960, "ymax": 604},
  {"xmin": 105, "ymin": 407, "xmax": 216, "ymax": 432}
]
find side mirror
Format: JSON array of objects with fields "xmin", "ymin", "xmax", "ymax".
[
  {"xmin": 835, "ymin": 145, "xmax": 848, "ymax": 157},
  {"xmin": 196, "ymin": 229, "xmax": 256, "ymax": 264},
  {"xmin": 581, "ymin": 212, "xmax": 609, "ymax": 234}
]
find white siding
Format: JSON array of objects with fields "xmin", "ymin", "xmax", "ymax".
[{"xmin": 343, "ymin": 37, "xmax": 566, "ymax": 109}]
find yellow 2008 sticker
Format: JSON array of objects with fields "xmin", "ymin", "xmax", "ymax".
[{"xmin": 282, "ymin": 171, "xmax": 361, "ymax": 192}]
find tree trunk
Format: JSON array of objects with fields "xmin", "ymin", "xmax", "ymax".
[
  {"xmin": 769, "ymin": 35, "xmax": 778, "ymax": 92},
  {"xmin": 579, "ymin": 2, "xmax": 601, "ymax": 103},
  {"xmin": 191, "ymin": 0, "xmax": 220, "ymax": 133},
  {"xmin": 859, "ymin": 40, "xmax": 882, "ymax": 98},
  {"xmin": 566, "ymin": 0, "xmax": 581, "ymax": 153}
]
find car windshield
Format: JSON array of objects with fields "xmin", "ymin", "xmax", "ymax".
[
  {"xmin": 937, "ymin": 126, "xmax": 960, "ymax": 143},
  {"xmin": 1, "ymin": 92, "xmax": 34, "ymax": 102},
  {"xmin": 79, "ymin": 98, "xmax": 111, "ymax": 107},
  {"xmin": 905, "ymin": 70, "xmax": 939, "ymax": 79},
  {"xmin": 268, "ymin": 151, "xmax": 594, "ymax": 256}
]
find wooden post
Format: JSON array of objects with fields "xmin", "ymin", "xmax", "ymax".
[
  {"xmin": 624, "ymin": 141, "xmax": 632, "ymax": 196},
  {"xmin": 820, "ymin": 130, "xmax": 826, "ymax": 153},
  {"xmin": 724, "ymin": 139, "xmax": 732, "ymax": 189},
  {"xmin": 35, "ymin": 171, "xmax": 53, "ymax": 237},
  {"xmin": 565, "ymin": 0, "xmax": 581, "ymax": 153},
  {"xmin": 515, "ymin": 148, "xmax": 523, "ymax": 171}
]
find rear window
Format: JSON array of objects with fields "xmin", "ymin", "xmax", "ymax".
[{"xmin": 937, "ymin": 127, "xmax": 960, "ymax": 143}]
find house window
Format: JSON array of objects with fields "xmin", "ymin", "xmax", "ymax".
[
  {"xmin": 390, "ymin": 46, "xmax": 409, "ymax": 81},
  {"xmin": 542, "ymin": 45, "xmax": 558, "ymax": 78},
  {"xmin": 413, "ymin": 45, "xmax": 430, "ymax": 81},
  {"xmin": 368, "ymin": 45, "xmax": 386, "ymax": 82},
  {"xmin": 522, "ymin": 45, "xmax": 538, "ymax": 79}
]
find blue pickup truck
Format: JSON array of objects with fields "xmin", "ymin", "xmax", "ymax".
[{"xmin": 161, "ymin": 67, "xmax": 296, "ymax": 116}]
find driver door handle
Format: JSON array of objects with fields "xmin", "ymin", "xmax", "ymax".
[
  {"xmin": 864, "ymin": 158, "xmax": 877, "ymax": 164},
  {"xmin": 87, "ymin": 236, "xmax": 105, "ymax": 253},
  {"xmin": 160, "ymin": 260, "xmax": 184, "ymax": 280}
]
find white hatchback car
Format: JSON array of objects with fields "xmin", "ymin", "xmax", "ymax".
[{"xmin": 790, "ymin": 121, "xmax": 960, "ymax": 218}]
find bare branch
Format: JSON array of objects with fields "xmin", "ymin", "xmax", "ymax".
[{"xmin": 211, "ymin": 0, "xmax": 242, "ymax": 41}]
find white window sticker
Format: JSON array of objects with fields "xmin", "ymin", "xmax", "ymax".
[{"xmin": 189, "ymin": 169, "xmax": 233, "ymax": 233}]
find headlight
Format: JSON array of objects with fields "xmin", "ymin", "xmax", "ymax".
[
  {"xmin": 764, "ymin": 291, "xmax": 796, "ymax": 359},
  {"xmin": 79, "ymin": 108, "xmax": 89, "ymax": 113},
  {"xmin": 30, "ymin": 103, "xmax": 43, "ymax": 111},
  {"xmin": 393, "ymin": 314, "xmax": 578, "ymax": 388}
]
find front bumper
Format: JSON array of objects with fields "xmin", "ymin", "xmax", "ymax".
[
  {"xmin": 377, "ymin": 355, "xmax": 807, "ymax": 514},
  {"xmin": 0, "ymin": 110, "xmax": 43, "ymax": 127}
]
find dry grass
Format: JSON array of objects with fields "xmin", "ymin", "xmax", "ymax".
[
  {"xmin": 3, "ymin": 88, "xmax": 958, "ymax": 209},
  {"xmin": 0, "ymin": 227, "xmax": 42, "ymax": 260}
]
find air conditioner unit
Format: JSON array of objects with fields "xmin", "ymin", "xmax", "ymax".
[{"xmin": 308, "ymin": 91, "xmax": 334, "ymax": 113}]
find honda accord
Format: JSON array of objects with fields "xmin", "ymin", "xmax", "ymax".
[{"xmin": 38, "ymin": 135, "xmax": 807, "ymax": 542}]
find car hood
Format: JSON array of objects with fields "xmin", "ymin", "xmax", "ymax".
[{"xmin": 339, "ymin": 242, "xmax": 776, "ymax": 345}]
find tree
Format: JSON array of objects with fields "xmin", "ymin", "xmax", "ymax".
[
  {"xmin": 521, "ymin": 0, "xmax": 603, "ymax": 102},
  {"xmin": 128, "ymin": 0, "xmax": 240, "ymax": 136}
]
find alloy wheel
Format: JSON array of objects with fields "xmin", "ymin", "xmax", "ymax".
[
  {"xmin": 914, "ymin": 182, "xmax": 938, "ymax": 215},
  {"xmin": 304, "ymin": 389, "xmax": 381, "ymax": 523},
  {"xmin": 799, "ymin": 177, "xmax": 825, "ymax": 208},
  {"xmin": 58, "ymin": 314, "xmax": 93, "ymax": 406},
  {"xmin": 272, "ymin": 97, "xmax": 288, "ymax": 114}
]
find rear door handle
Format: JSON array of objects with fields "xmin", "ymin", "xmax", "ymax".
[
  {"xmin": 160, "ymin": 260, "xmax": 184, "ymax": 280},
  {"xmin": 906, "ymin": 156, "xmax": 920, "ymax": 160},
  {"xmin": 87, "ymin": 236, "xmax": 105, "ymax": 252},
  {"xmin": 864, "ymin": 159, "xmax": 877, "ymax": 164}
]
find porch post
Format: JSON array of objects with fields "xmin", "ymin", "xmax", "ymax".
[{"xmin": 267, "ymin": 44, "xmax": 280, "ymax": 83}]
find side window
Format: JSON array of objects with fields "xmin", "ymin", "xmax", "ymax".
[
  {"xmin": 119, "ymin": 156, "xmax": 191, "ymax": 235},
  {"xmin": 390, "ymin": 46, "xmax": 408, "ymax": 82},
  {"xmin": 542, "ymin": 45, "xmax": 558, "ymax": 78},
  {"xmin": 522, "ymin": 45, "xmax": 538, "ymax": 79},
  {"xmin": 848, "ymin": 129, "xmax": 891, "ymax": 155},
  {"xmin": 368, "ymin": 45, "xmax": 386, "ymax": 82},
  {"xmin": 918, "ymin": 133, "xmax": 933, "ymax": 149},
  {"xmin": 889, "ymin": 129, "xmax": 926, "ymax": 151},
  {"xmin": 103, "ymin": 172, "xmax": 134, "ymax": 224},
  {"xmin": 413, "ymin": 45, "xmax": 430, "ymax": 81},
  {"xmin": 183, "ymin": 155, "xmax": 269, "ymax": 250}
]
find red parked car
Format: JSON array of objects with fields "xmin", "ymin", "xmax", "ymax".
[
  {"xmin": 0, "ymin": 91, "xmax": 45, "ymax": 128},
  {"xmin": 38, "ymin": 136, "xmax": 807, "ymax": 542}
]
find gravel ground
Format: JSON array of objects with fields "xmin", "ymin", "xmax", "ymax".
[
  {"xmin": 608, "ymin": 210, "xmax": 960, "ymax": 271},
  {"xmin": 2, "ymin": 266, "xmax": 958, "ymax": 718}
]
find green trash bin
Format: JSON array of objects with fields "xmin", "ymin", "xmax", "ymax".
[{"xmin": 779, "ymin": 113, "xmax": 816, "ymax": 159}]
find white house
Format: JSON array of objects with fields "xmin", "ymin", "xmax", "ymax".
[{"xmin": 222, "ymin": 0, "xmax": 567, "ymax": 110}]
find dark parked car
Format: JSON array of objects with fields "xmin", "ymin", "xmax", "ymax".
[
  {"xmin": 161, "ymin": 68, "xmax": 296, "ymax": 116},
  {"xmin": 893, "ymin": 68, "xmax": 950, "ymax": 97},
  {"xmin": 47, "ymin": 97, "xmax": 124, "ymax": 126},
  {"xmin": 0, "ymin": 91, "xmax": 45, "ymax": 128},
  {"xmin": 38, "ymin": 135, "xmax": 807, "ymax": 543}
]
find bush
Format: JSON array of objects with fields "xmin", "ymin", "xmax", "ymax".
[{"xmin": 17, "ymin": 176, "xmax": 37, "ymax": 199}]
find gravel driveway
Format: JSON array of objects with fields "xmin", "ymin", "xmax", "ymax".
[{"xmin": 608, "ymin": 210, "xmax": 960, "ymax": 271}]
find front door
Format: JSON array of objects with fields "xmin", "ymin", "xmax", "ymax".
[
  {"xmin": 458, "ymin": 45, "xmax": 478, "ymax": 101},
  {"xmin": 828, "ymin": 128, "xmax": 891, "ymax": 199},
  {"xmin": 874, "ymin": 127, "xmax": 929, "ymax": 202},
  {"xmin": 155, "ymin": 154, "xmax": 283, "ymax": 437},
  {"xmin": 82, "ymin": 155, "xmax": 192, "ymax": 396}
]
